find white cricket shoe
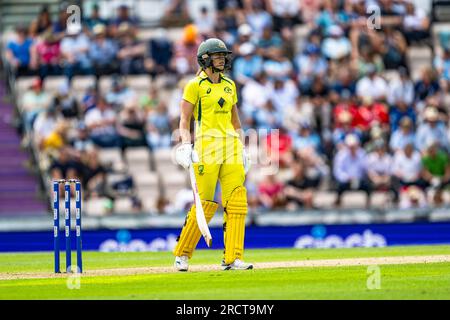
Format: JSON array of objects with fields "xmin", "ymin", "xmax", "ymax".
[
  {"xmin": 222, "ymin": 259, "xmax": 253, "ymax": 270},
  {"xmin": 174, "ymin": 255, "xmax": 189, "ymax": 271}
]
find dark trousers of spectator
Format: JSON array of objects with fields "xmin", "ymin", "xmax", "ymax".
[
  {"xmin": 369, "ymin": 181, "xmax": 399, "ymax": 202},
  {"xmin": 90, "ymin": 134, "xmax": 123, "ymax": 148},
  {"xmin": 403, "ymin": 30, "xmax": 430, "ymax": 45},
  {"xmin": 63, "ymin": 62, "xmax": 93, "ymax": 82},
  {"xmin": 39, "ymin": 64, "xmax": 62, "ymax": 80},
  {"xmin": 120, "ymin": 58, "xmax": 145, "ymax": 75},
  {"xmin": 92, "ymin": 63, "xmax": 118, "ymax": 79},
  {"xmin": 335, "ymin": 179, "xmax": 372, "ymax": 206}
]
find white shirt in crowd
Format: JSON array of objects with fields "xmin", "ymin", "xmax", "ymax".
[
  {"xmin": 333, "ymin": 148, "xmax": 367, "ymax": 183},
  {"xmin": 366, "ymin": 152, "xmax": 392, "ymax": 176},
  {"xmin": 270, "ymin": 0, "xmax": 301, "ymax": 17},
  {"xmin": 392, "ymin": 149, "xmax": 422, "ymax": 182},
  {"xmin": 356, "ymin": 76, "xmax": 389, "ymax": 100},
  {"xmin": 387, "ymin": 77, "xmax": 414, "ymax": 106},
  {"xmin": 85, "ymin": 108, "xmax": 117, "ymax": 136}
]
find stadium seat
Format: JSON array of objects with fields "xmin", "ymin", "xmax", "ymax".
[
  {"xmin": 71, "ymin": 75, "xmax": 96, "ymax": 93},
  {"xmin": 98, "ymin": 148, "xmax": 126, "ymax": 171},
  {"xmin": 113, "ymin": 197, "xmax": 135, "ymax": 214},
  {"xmin": 14, "ymin": 76, "xmax": 39, "ymax": 95},
  {"xmin": 131, "ymin": 171, "xmax": 159, "ymax": 188},
  {"xmin": 43, "ymin": 76, "xmax": 67, "ymax": 95},
  {"xmin": 84, "ymin": 197, "xmax": 111, "ymax": 216},
  {"xmin": 124, "ymin": 147, "xmax": 151, "ymax": 171},
  {"xmin": 98, "ymin": 75, "xmax": 113, "ymax": 95},
  {"xmin": 125, "ymin": 75, "xmax": 151, "ymax": 94},
  {"xmin": 153, "ymin": 148, "xmax": 180, "ymax": 172}
]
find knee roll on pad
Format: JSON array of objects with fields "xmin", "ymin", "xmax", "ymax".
[
  {"xmin": 173, "ymin": 200, "xmax": 218, "ymax": 258},
  {"xmin": 223, "ymin": 186, "xmax": 248, "ymax": 264}
]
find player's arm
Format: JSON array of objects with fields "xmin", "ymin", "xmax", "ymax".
[
  {"xmin": 179, "ymin": 99, "xmax": 194, "ymax": 143},
  {"xmin": 231, "ymin": 104, "xmax": 244, "ymax": 144}
]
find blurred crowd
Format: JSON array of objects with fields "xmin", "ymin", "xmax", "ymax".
[{"xmin": 3, "ymin": 0, "xmax": 450, "ymax": 213}]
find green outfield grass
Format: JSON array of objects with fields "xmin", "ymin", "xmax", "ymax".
[{"xmin": 0, "ymin": 245, "xmax": 449, "ymax": 299}]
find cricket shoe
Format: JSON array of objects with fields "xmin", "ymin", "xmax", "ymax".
[
  {"xmin": 174, "ymin": 255, "xmax": 189, "ymax": 271},
  {"xmin": 222, "ymin": 259, "xmax": 253, "ymax": 270}
]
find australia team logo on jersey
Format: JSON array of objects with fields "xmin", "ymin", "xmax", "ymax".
[{"xmin": 224, "ymin": 87, "xmax": 232, "ymax": 94}]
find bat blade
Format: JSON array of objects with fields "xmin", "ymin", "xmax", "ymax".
[{"xmin": 189, "ymin": 165, "xmax": 213, "ymax": 247}]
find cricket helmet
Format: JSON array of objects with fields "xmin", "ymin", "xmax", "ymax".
[{"xmin": 197, "ymin": 38, "xmax": 232, "ymax": 71}]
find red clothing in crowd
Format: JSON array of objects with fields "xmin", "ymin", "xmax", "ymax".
[{"xmin": 354, "ymin": 102, "xmax": 389, "ymax": 131}]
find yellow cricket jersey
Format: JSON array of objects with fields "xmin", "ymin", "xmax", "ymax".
[{"xmin": 182, "ymin": 71, "xmax": 239, "ymax": 139}]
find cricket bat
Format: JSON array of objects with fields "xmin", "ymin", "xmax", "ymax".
[{"xmin": 189, "ymin": 164, "xmax": 212, "ymax": 247}]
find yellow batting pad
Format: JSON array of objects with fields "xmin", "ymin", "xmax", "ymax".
[
  {"xmin": 223, "ymin": 186, "xmax": 248, "ymax": 264},
  {"xmin": 173, "ymin": 200, "xmax": 218, "ymax": 258}
]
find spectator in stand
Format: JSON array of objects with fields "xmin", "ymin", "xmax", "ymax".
[
  {"xmin": 258, "ymin": 173, "xmax": 286, "ymax": 210},
  {"xmin": 139, "ymin": 86, "xmax": 160, "ymax": 114},
  {"xmin": 256, "ymin": 23, "xmax": 283, "ymax": 60},
  {"xmin": 298, "ymin": 147, "xmax": 329, "ymax": 187},
  {"xmin": 389, "ymin": 97, "xmax": 416, "ymax": 133},
  {"xmin": 284, "ymin": 161, "xmax": 315, "ymax": 210},
  {"xmin": 392, "ymin": 142, "xmax": 424, "ymax": 191},
  {"xmin": 246, "ymin": 1, "xmax": 273, "ymax": 40},
  {"xmin": 80, "ymin": 85, "xmax": 98, "ymax": 115},
  {"xmin": 379, "ymin": 26, "xmax": 408, "ymax": 69},
  {"xmin": 254, "ymin": 100, "xmax": 281, "ymax": 130},
  {"xmin": 50, "ymin": 146, "xmax": 81, "ymax": 194},
  {"xmin": 268, "ymin": 77, "xmax": 298, "ymax": 114},
  {"xmin": 32, "ymin": 30, "xmax": 61, "ymax": 79},
  {"xmin": 89, "ymin": 24, "xmax": 118, "ymax": 76},
  {"xmin": 84, "ymin": 96, "xmax": 121, "ymax": 148},
  {"xmin": 232, "ymin": 24, "xmax": 254, "ymax": 54},
  {"xmin": 105, "ymin": 76, "xmax": 136, "ymax": 110},
  {"xmin": 266, "ymin": 0, "xmax": 302, "ymax": 33},
  {"xmin": 60, "ymin": 23, "xmax": 92, "ymax": 81},
  {"xmin": 5, "ymin": 26, "xmax": 34, "ymax": 76},
  {"xmin": 434, "ymin": 47, "xmax": 450, "ymax": 85},
  {"xmin": 146, "ymin": 101, "xmax": 172, "ymax": 150},
  {"xmin": 332, "ymin": 111, "xmax": 362, "ymax": 150},
  {"xmin": 144, "ymin": 28, "xmax": 174, "ymax": 78},
  {"xmin": 321, "ymin": 25, "xmax": 352, "ymax": 61},
  {"xmin": 262, "ymin": 47, "xmax": 294, "ymax": 81},
  {"xmin": 21, "ymin": 78, "xmax": 51, "ymax": 133},
  {"xmin": 352, "ymin": 45, "xmax": 385, "ymax": 79},
  {"xmin": 33, "ymin": 101, "xmax": 61, "ymax": 150},
  {"xmin": 264, "ymin": 126, "xmax": 293, "ymax": 168},
  {"xmin": 29, "ymin": 5, "xmax": 53, "ymax": 38},
  {"xmin": 421, "ymin": 141, "xmax": 450, "ymax": 205},
  {"xmin": 40, "ymin": 119, "xmax": 70, "ymax": 154},
  {"xmin": 390, "ymin": 117, "xmax": 416, "ymax": 152},
  {"xmin": 402, "ymin": 1, "xmax": 430, "ymax": 45},
  {"xmin": 333, "ymin": 89, "xmax": 358, "ymax": 127},
  {"xmin": 116, "ymin": 23, "xmax": 146, "ymax": 75},
  {"xmin": 54, "ymin": 80, "xmax": 79, "ymax": 119},
  {"xmin": 354, "ymin": 95, "xmax": 389, "ymax": 134},
  {"xmin": 333, "ymin": 134, "xmax": 371, "ymax": 208},
  {"xmin": 81, "ymin": 149, "xmax": 114, "ymax": 201},
  {"xmin": 295, "ymin": 44, "xmax": 328, "ymax": 93},
  {"xmin": 356, "ymin": 64, "xmax": 389, "ymax": 101},
  {"xmin": 52, "ymin": 2, "xmax": 70, "ymax": 40},
  {"xmin": 416, "ymin": 107, "xmax": 449, "ymax": 153},
  {"xmin": 116, "ymin": 100, "xmax": 147, "ymax": 150},
  {"xmin": 387, "ymin": 67, "xmax": 415, "ymax": 125},
  {"xmin": 85, "ymin": 3, "xmax": 109, "ymax": 32},
  {"xmin": 70, "ymin": 121, "xmax": 95, "ymax": 155},
  {"xmin": 171, "ymin": 24, "xmax": 201, "ymax": 75},
  {"xmin": 110, "ymin": 4, "xmax": 139, "ymax": 36},
  {"xmin": 194, "ymin": 6, "xmax": 215, "ymax": 37},
  {"xmin": 399, "ymin": 185, "xmax": 428, "ymax": 209},
  {"xmin": 240, "ymin": 72, "xmax": 270, "ymax": 120},
  {"xmin": 293, "ymin": 122, "xmax": 321, "ymax": 154},
  {"xmin": 366, "ymin": 139, "xmax": 397, "ymax": 202},
  {"xmin": 233, "ymin": 42, "xmax": 263, "ymax": 86},
  {"xmin": 283, "ymin": 97, "xmax": 315, "ymax": 134},
  {"xmin": 414, "ymin": 67, "xmax": 440, "ymax": 104}
]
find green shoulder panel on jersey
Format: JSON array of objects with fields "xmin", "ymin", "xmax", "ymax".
[{"xmin": 220, "ymin": 75, "xmax": 234, "ymax": 85}]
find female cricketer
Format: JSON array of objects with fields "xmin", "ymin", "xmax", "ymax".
[{"xmin": 173, "ymin": 38, "xmax": 253, "ymax": 271}]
